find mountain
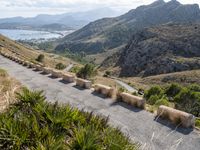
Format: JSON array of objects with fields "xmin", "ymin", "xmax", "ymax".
[
  {"xmin": 55, "ymin": 0, "xmax": 200, "ymax": 54},
  {"xmin": 101, "ymin": 24, "xmax": 200, "ymax": 77},
  {"xmin": 0, "ymin": 8, "xmax": 120, "ymax": 31}
]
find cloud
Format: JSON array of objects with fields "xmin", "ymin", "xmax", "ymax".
[{"xmin": 0, "ymin": 0, "xmax": 199, "ymax": 18}]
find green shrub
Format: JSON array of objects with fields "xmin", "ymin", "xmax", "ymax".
[
  {"xmin": 118, "ymin": 87, "xmax": 127, "ymax": 93},
  {"xmin": 0, "ymin": 89, "xmax": 136, "ymax": 149},
  {"xmin": 144, "ymin": 86, "xmax": 164, "ymax": 99},
  {"xmin": 36, "ymin": 54, "xmax": 45, "ymax": 62},
  {"xmin": 174, "ymin": 88, "xmax": 200, "ymax": 117},
  {"xmin": 165, "ymin": 83, "xmax": 182, "ymax": 97},
  {"xmin": 0, "ymin": 68, "xmax": 7, "ymax": 77},
  {"xmin": 195, "ymin": 118, "xmax": 200, "ymax": 128},
  {"xmin": 70, "ymin": 66, "xmax": 81, "ymax": 74},
  {"xmin": 188, "ymin": 84, "xmax": 200, "ymax": 92},
  {"xmin": 155, "ymin": 97, "xmax": 170, "ymax": 107},
  {"xmin": 77, "ymin": 64, "xmax": 97, "ymax": 79},
  {"xmin": 148, "ymin": 95, "xmax": 159, "ymax": 105},
  {"xmin": 55, "ymin": 63, "xmax": 66, "ymax": 70}
]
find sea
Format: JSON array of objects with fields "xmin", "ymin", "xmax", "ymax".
[{"xmin": 0, "ymin": 29, "xmax": 72, "ymax": 41}]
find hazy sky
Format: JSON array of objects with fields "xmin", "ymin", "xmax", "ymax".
[{"xmin": 0, "ymin": 0, "xmax": 200, "ymax": 18}]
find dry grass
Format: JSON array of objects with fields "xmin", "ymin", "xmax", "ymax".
[
  {"xmin": 93, "ymin": 76, "xmax": 118, "ymax": 88},
  {"xmin": 0, "ymin": 34, "xmax": 78, "ymax": 68},
  {"xmin": 121, "ymin": 69, "xmax": 200, "ymax": 90},
  {"xmin": 0, "ymin": 68, "xmax": 21, "ymax": 111}
]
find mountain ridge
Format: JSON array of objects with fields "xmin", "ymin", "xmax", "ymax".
[
  {"xmin": 55, "ymin": 0, "xmax": 200, "ymax": 54},
  {"xmin": 0, "ymin": 8, "xmax": 120, "ymax": 31}
]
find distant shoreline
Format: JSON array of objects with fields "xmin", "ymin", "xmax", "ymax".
[{"xmin": 0, "ymin": 28, "xmax": 74, "ymax": 42}]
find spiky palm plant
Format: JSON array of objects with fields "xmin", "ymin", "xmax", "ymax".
[{"xmin": 0, "ymin": 89, "xmax": 137, "ymax": 150}]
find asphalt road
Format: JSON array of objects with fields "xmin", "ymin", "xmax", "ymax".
[
  {"xmin": 115, "ymin": 79, "xmax": 137, "ymax": 93},
  {"xmin": 0, "ymin": 55, "xmax": 200, "ymax": 150}
]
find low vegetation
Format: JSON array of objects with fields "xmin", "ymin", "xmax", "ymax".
[
  {"xmin": 0, "ymin": 68, "xmax": 21, "ymax": 111},
  {"xmin": 77, "ymin": 63, "xmax": 97, "ymax": 79},
  {"xmin": 144, "ymin": 83, "xmax": 200, "ymax": 117},
  {"xmin": 0, "ymin": 88, "xmax": 137, "ymax": 149},
  {"xmin": 55, "ymin": 62, "xmax": 66, "ymax": 70},
  {"xmin": 36, "ymin": 54, "xmax": 45, "ymax": 62}
]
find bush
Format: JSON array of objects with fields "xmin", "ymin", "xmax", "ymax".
[
  {"xmin": 0, "ymin": 68, "xmax": 7, "ymax": 77},
  {"xmin": 77, "ymin": 64, "xmax": 97, "ymax": 79},
  {"xmin": 0, "ymin": 89, "xmax": 137, "ymax": 149},
  {"xmin": 36, "ymin": 54, "xmax": 44, "ymax": 62},
  {"xmin": 104, "ymin": 71, "xmax": 111, "ymax": 77},
  {"xmin": 55, "ymin": 63, "xmax": 66, "ymax": 70},
  {"xmin": 165, "ymin": 83, "xmax": 182, "ymax": 97},
  {"xmin": 70, "ymin": 66, "xmax": 81, "ymax": 74},
  {"xmin": 195, "ymin": 118, "xmax": 200, "ymax": 128},
  {"xmin": 155, "ymin": 97, "xmax": 170, "ymax": 107},
  {"xmin": 188, "ymin": 84, "xmax": 200, "ymax": 92},
  {"xmin": 174, "ymin": 88, "xmax": 200, "ymax": 117},
  {"xmin": 148, "ymin": 95, "xmax": 159, "ymax": 105},
  {"xmin": 144, "ymin": 86, "xmax": 164, "ymax": 99}
]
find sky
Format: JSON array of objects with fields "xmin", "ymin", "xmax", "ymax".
[{"xmin": 0, "ymin": 0, "xmax": 200, "ymax": 18}]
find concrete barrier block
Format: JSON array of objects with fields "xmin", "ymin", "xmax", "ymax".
[
  {"xmin": 157, "ymin": 105, "xmax": 195, "ymax": 128},
  {"xmin": 51, "ymin": 70, "xmax": 63, "ymax": 78},
  {"xmin": 76, "ymin": 78, "xmax": 92, "ymax": 89},
  {"xmin": 94, "ymin": 84, "xmax": 117, "ymax": 99},
  {"xmin": 35, "ymin": 65, "xmax": 43, "ymax": 71},
  {"xmin": 42, "ymin": 67, "xmax": 52, "ymax": 74},
  {"xmin": 62, "ymin": 73, "xmax": 75, "ymax": 83},
  {"xmin": 120, "ymin": 92, "xmax": 146, "ymax": 109}
]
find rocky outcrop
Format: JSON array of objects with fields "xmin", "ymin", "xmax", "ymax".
[{"xmin": 102, "ymin": 24, "xmax": 200, "ymax": 77}]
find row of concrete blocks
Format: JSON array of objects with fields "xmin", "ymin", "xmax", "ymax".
[
  {"xmin": 0, "ymin": 51, "xmax": 195, "ymax": 128},
  {"xmin": 0, "ymin": 52, "xmax": 92, "ymax": 89}
]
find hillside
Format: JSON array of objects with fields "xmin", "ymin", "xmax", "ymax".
[
  {"xmin": 0, "ymin": 34, "xmax": 78, "ymax": 69},
  {"xmin": 101, "ymin": 24, "xmax": 200, "ymax": 77},
  {"xmin": 121, "ymin": 69, "xmax": 200, "ymax": 90},
  {"xmin": 55, "ymin": 0, "xmax": 200, "ymax": 54}
]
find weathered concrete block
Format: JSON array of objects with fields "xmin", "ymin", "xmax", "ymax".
[
  {"xmin": 23, "ymin": 61, "xmax": 29, "ymax": 66},
  {"xmin": 120, "ymin": 92, "xmax": 146, "ymax": 109},
  {"xmin": 62, "ymin": 73, "xmax": 75, "ymax": 83},
  {"xmin": 76, "ymin": 78, "xmax": 92, "ymax": 89},
  {"xmin": 157, "ymin": 105, "xmax": 195, "ymax": 128},
  {"xmin": 35, "ymin": 65, "xmax": 43, "ymax": 71},
  {"xmin": 27, "ymin": 62, "xmax": 35, "ymax": 68},
  {"xmin": 94, "ymin": 84, "xmax": 117, "ymax": 99},
  {"xmin": 42, "ymin": 67, "xmax": 52, "ymax": 74},
  {"xmin": 51, "ymin": 70, "xmax": 63, "ymax": 78}
]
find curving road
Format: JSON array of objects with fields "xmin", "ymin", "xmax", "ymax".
[
  {"xmin": 115, "ymin": 79, "xmax": 137, "ymax": 93},
  {"xmin": 0, "ymin": 55, "xmax": 200, "ymax": 150}
]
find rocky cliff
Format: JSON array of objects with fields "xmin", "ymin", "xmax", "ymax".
[{"xmin": 102, "ymin": 24, "xmax": 200, "ymax": 77}]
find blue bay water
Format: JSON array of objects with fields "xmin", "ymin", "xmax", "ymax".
[{"xmin": 0, "ymin": 29, "xmax": 62, "ymax": 41}]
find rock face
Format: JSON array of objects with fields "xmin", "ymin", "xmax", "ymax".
[
  {"xmin": 56, "ymin": 0, "xmax": 200, "ymax": 54},
  {"xmin": 114, "ymin": 24, "xmax": 200, "ymax": 77}
]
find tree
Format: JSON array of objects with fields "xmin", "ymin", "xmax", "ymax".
[
  {"xmin": 36, "ymin": 54, "xmax": 45, "ymax": 62},
  {"xmin": 77, "ymin": 64, "xmax": 96, "ymax": 79}
]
